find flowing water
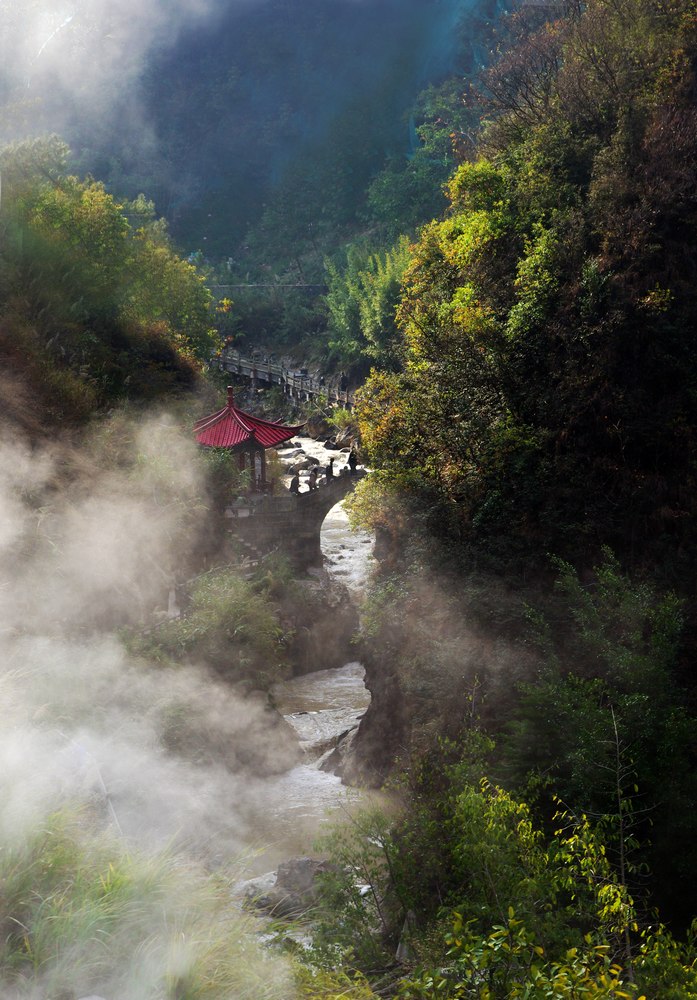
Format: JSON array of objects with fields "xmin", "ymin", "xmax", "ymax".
[
  {"xmin": 279, "ymin": 433, "xmax": 376, "ymax": 599},
  {"xmin": 244, "ymin": 661, "xmax": 370, "ymax": 874},
  {"xmin": 242, "ymin": 435, "xmax": 376, "ymax": 875}
]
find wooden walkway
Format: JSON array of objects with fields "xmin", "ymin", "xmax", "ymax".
[{"xmin": 215, "ymin": 348, "xmax": 356, "ymax": 409}]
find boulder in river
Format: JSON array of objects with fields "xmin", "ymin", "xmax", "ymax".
[
  {"xmin": 293, "ymin": 456, "xmax": 319, "ymax": 471},
  {"xmin": 317, "ymin": 724, "xmax": 360, "ymax": 777},
  {"xmin": 244, "ymin": 856, "xmax": 335, "ymax": 917},
  {"xmin": 282, "ymin": 578, "xmax": 360, "ymax": 676}
]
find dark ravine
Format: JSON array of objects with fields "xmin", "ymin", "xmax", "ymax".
[{"xmin": 237, "ymin": 483, "xmax": 381, "ymax": 892}]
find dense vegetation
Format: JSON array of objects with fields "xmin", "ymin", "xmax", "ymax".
[
  {"xmin": 0, "ymin": 813, "xmax": 295, "ymax": 999},
  {"xmin": 326, "ymin": 0, "xmax": 697, "ymax": 993},
  {"xmin": 0, "ymin": 137, "xmax": 214, "ymax": 424},
  {"xmin": 2, "ymin": 0, "xmax": 697, "ymax": 995},
  {"xmin": 356, "ymin": 0, "xmax": 697, "ymax": 578}
]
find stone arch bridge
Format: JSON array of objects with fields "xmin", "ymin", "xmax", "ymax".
[{"xmin": 225, "ymin": 470, "xmax": 366, "ymax": 569}]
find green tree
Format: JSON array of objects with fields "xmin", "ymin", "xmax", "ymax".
[
  {"xmin": 0, "ymin": 138, "xmax": 215, "ymax": 417},
  {"xmin": 503, "ymin": 550, "xmax": 697, "ymax": 926},
  {"xmin": 326, "ymin": 237, "xmax": 411, "ymax": 371},
  {"xmin": 356, "ymin": 0, "xmax": 697, "ymax": 578}
]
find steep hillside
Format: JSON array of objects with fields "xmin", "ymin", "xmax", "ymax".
[{"xmin": 0, "ymin": 139, "xmax": 209, "ymax": 431}]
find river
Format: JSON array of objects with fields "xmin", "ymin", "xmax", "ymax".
[
  {"xmin": 240, "ymin": 436, "xmax": 377, "ymax": 876},
  {"xmin": 30, "ymin": 435, "xmax": 377, "ymax": 881}
]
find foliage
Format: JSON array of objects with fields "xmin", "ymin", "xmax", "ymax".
[
  {"xmin": 328, "ymin": 406, "xmax": 358, "ymax": 436},
  {"xmin": 364, "ymin": 70, "xmax": 487, "ymax": 244},
  {"xmin": 310, "ymin": 806, "xmax": 405, "ymax": 971},
  {"xmin": 128, "ymin": 567, "xmax": 286, "ymax": 685},
  {"xmin": 0, "ymin": 810, "xmax": 293, "ymax": 999},
  {"xmin": 181, "ymin": 0, "xmax": 497, "ymax": 357},
  {"xmin": 349, "ymin": 0, "xmax": 697, "ymax": 914},
  {"xmin": 398, "ymin": 912, "xmax": 639, "ymax": 999},
  {"xmin": 325, "ymin": 237, "xmax": 411, "ymax": 371},
  {"xmin": 355, "ymin": 0, "xmax": 697, "ymax": 578},
  {"xmin": 199, "ymin": 446, "xmax": 252, "ymax": 509},
  {"xmin": 308, "ymin": 760, "xmax": 695, "ymax": 998},
  {"xmin": 391, "ymin": 776, "xmax": 686, "ymax": 999},
  {"xmin": 502, "ymin": 549, "xmax": 697, "ymax": 925},
  {"xmin": 397, "ymin": 911, "xmax": 697, "ymax": 999},
  {"xmin": 0, "ymin": 138, "xmax": 215, "ymax": 422},
  {"xmin": 634, "ymin": 921, "xmax": 697, "ymax": 1000},
  {"xmin": 301, "ymin": 700, "xmax": 697, "ymax": 995},
  {"xmin": 294, "ymin": 965, "xmax": 379, "ymax": 999},
  {"xmin": 383, "ymin": 735, "xmax": 497, "ymax": 923}
]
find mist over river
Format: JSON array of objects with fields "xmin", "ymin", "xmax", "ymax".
[
  {"xmin": 241, "ymin": 436, "xmax": 377, "ymax": 876},
  {"xmin": 0, "ymin": 421, "xmax": 377, "ymax": 875},
  {"xmin": 0, "ymin": 419, "xmax": 383, "ymax": 995}
]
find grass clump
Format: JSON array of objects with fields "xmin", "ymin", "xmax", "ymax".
[{"xmin": 0, "ymin": 809, "xmax": 293, "ymax": 999}]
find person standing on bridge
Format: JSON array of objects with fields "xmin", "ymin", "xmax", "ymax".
[
  {"xmin": 308, "ymin": 467, "xmax": 318, "ymax": 490},
  {"xmin": 348, "ymin": 448, "xmax": 358, "ymax": 476},
  {"xmin": 325, "ymin": 457, "xmax": 335, "ymax": 485}
]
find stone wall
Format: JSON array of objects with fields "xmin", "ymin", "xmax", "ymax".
[{"xmin": 227, "ymin": 473, "xmax": 364, "ymax": 569}]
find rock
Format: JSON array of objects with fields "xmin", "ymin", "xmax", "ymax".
[
  {"xmin": 339, "ymin": 654, "xmax": 405, "ymax": 788},
  {"xmin": 245, "ymin": 857, "xmax": 335, "ymax": 917},
  {"xmin": 239, "ymin": 870, "xmax": 277, "ymax": 910},
  {"xmin": 282, "ymin": 578, "xmax": 359, "ymax": 676},
  {"xmin": 334, "ymin": 427, "xmax": 354, "ymax": 447},
  {"xmin": 396, "ymin": 911, "xmax": 418, "ymax": 963},
  {"xmin": 318, "ymin": 724, "xmax": 361, "ymax": 777},
  {"xmin": 160, "ymin": 684, "xmax": 303, "ymax": 777}
]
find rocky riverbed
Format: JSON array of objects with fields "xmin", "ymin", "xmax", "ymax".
[{"xmin": 235, "ymin": 436, "xmax": 379, "ymax": 898}]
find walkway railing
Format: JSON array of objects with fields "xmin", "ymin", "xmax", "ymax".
[{"xmin": 214, "ymin": 348, "xmax": 355, "ymax": 409}]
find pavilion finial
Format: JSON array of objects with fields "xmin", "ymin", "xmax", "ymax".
[{"xmin": 227, "ymin": 385, "xmax": 234, "ymax": 406}]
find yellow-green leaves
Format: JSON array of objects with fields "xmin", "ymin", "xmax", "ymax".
[
  {"xmin": 505, "ymin": 224, "xmax": 560, "ymax": 342},
  {"xmin": 448, "ymin": 160, "xmax": 510, "ymax": 214}
]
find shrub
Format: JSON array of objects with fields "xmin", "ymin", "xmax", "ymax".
[
  {"xmin": 0, "ymin": 810, "xmax": 293, "ymax": 999},
  {"xmin": 128, "ymin": 567, "xmax": 286, "ymax": 685}
]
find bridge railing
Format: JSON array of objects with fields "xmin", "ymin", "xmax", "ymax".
[{"xmin": 214, "ymin": 348, "xmax": 355, "ymax": 409}]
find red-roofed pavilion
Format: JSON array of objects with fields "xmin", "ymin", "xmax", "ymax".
[{"xmin": 194, "ymin": 386, "xmax": 304, "ymax": 491}]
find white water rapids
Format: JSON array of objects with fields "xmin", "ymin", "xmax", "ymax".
[{"xmin": 241, "ymin": 435, "xmax": 377, "ymax": 875}]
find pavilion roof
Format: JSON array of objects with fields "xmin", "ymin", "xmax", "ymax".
[{"xmin": 193, "ymin": 386, "xmax": 304, "ymax": 449}]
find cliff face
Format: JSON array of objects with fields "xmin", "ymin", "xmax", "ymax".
[
  {"xmin": 340, "ymin": 641, "xmax": 410, "ymax": 788},
  {"xmin": 340, "ymin": 552, "xmax": 538, "ymax": 788},
  {"xmin": 282, "ymin": 576, "xmax": 360, "ymax": 678}
]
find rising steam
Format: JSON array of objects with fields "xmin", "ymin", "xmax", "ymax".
[
  {"xmin": 0, "ymin": 416, "xmax": 306, "ymax": 853},
  {"xmin": 3, "ymin": 0, "xmax": 216, "ymax": 92},
  {"xmin": 0, "ymin": 410, "xmax": 314, "ymax": 994}
]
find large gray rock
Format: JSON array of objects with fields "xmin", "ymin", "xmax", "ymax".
[
  {"xmin": 244, "ymin": 856, "xmax": 335, "ymax": 917},
  {"xmin": 293, "ymin": 456, "xmax": 320, "ymax": 471},
  {"xmin": 317, "ymin": 724, "xmax": 360, "ymax": 777}
]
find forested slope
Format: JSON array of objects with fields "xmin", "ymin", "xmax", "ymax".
[
  {"xmin": 357, "ymin": 0, "xmax": 697, "ymax": 581},
  {"xmin": 340, "ymin": 0, "xmax": 697, "ymax": 971},
  {"xmin": 2, "ymin": 0, "xmax": 697, "ymax": 994},
  {"xmin": 0, "ymin": 138, "xmax": 213, "ymax": 429}
]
